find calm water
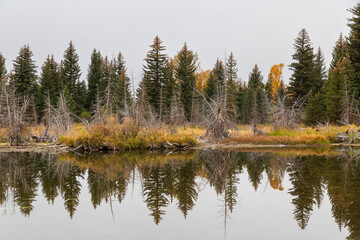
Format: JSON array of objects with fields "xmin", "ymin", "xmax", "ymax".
[{"xmin": 0, "ymin": 149, "xmax": 359, "ymax": 240}]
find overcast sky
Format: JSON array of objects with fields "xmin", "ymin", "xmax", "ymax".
[{"xmin": 0, "ymin": 0, "xmax": 358, "ymax": 87}]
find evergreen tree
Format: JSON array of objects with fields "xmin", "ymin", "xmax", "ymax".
[
  {"xmin": 73, "ymin": 80, "xmax": 87, "ymax": 116},
  {"xmin": 205, "ymin": 59, "xmax": 225, "ymax": 100},
  {"xmin": 86, "ymin": 49, "xmax": 103, "ymax": 111},
  {"xmin": 0, "ymin": 53, "xmax": 6, "ymax": 82},
  {"xmin": 225, "ymin": 52, "xmax": 238, "ymax": 119},
  {"xmin": 242, "ymin": 65, "xmax": 269, "ymax": 124},
  {"xmin": 142, "ymin": 36, "xmax": 168, "ymax": 114},
  {"xmin": 175, "ymin": 43, "xmax": 197, "ymax": 121},
  {"xmin": 60, "ymin": 41, "xmax": 86, "ymax": 116},
  {"xmin": 313, "ymin": 47, "xmax": 326, "ymax": 92},
  {"xmin": 288, "ymin": 29, "xmax": 316, "ymax": 101},
  {"xmin": 235, "ymin": 81, "xmax": 246, "ymax": 121},
  {"xmin": 347, "ymin": 4, "xmax": 360, "ymax": 96},
  {"xmin": 60, "ymin": 41, "xmax": 81, "ymax": 96},
  {"xmin": 330, "ymin": 34, "xmax": 347, "ymax": 70},
  {"xmin": 12, "ymin": 45, "xmax": 38, "ymax": 96},
  {"xmin": 114, "ymin": 52, "xmax": 132, "ymax": 115},
  {"xmin": 303, "ymin": 92, "xmax": 326, "ymax": 126},
  {"xmin": 325, "ymin": 57, "xmax": 355, "ymax": 123},
  {"xmin": 163, "ymin": 59, "xmax": 176, "ymax": 118},
  {"xmin": 248, "ymin": 64, "xmax": 263, "ymax": 89},
  {"xmin": 38, "ymin": 55, "xmax": 61, "ymax": 118}
]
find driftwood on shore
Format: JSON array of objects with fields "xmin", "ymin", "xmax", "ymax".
[
  {"xmin": 336, "ymin": 129, "xmax": 360, "ymax": 143},
  {"xmin": 68, "ymin": 140, "xmax": 191, "ymax": 153}
]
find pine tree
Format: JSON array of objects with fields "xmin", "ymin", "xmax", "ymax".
[
  {"xmin": 163, "ymin": 59, "xmax": 176, "ymax": 118},
  {"xmin": 175, "ymin": 43, "xmax": 197, "ymax": 121},
  {"xmin": 38, "ymin": 55, "xmax": 61, "ymax": 119},
  {"xmin": 242, "ymin": 65, "xmax": 268, "ymax": 124},
  {"xmin": 86, "ymin": 49, "xmax": 103, "ymax": 111},
  {"xmin": 205, "ymin": 59, "xmax": 225, "ymax": 100},
  {"xmin": 236, "ymin": 81, "xmax": 246, "ymax": 121},
  {"xmin": 330, "ymin": 34, "xmax": 347, "ymax": 70},
  {"xmin": 0, "ymin": 53, "xmax": 6, "ymax": 82},
  {"xmin": 142, "ymin": 36, "xmax": 168, "ymax": 114},
  {"xmin": 303, "ymin": 92, "xmax": 326, "ymax": 126},
  {"xmin": 313, "ymin": 48, "xmax": 326, "ymax": 93},
  {"xmin": 60, "ymin": 41, "xmax": 85, "ymax": 116},
  {"xmin": 225, "ymin": 52, "xmax": 238, "ymax": 119},
  {"xmin": 114, "ymin": 52, "xmax": 132, "ymax": 115},
  {"xmin": 73, "ymin": 80, "xmax": 87, "ymax": 116},
  {"xmin": 347, "ymin": 4, "xmax": 360, "ymax": 96},
  {"xmin": 248, "ymin": 64, "xmax": 263, "ymax": 89},
  {"xmin": 12, "ymin": 45, "xmax": 38, "ymax": 96},
  {"xmin": 325, "ymin": 57, "xmax": 355, "ymax": 123},
  {"xmin": 60, "ymin": 41, "xmax": 81, "ymax": 96},
  {"xmin": 288, "ymin": 29, "xmax": 316, "ymax": 101}
]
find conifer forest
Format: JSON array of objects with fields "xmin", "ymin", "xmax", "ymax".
[
  {"xmin": 0, "ymin": 4, "xmax": 360, "ymax": 148},
  {"xmin": 2, "ymin": 1, "xmax": 360, "ymax": 240}
]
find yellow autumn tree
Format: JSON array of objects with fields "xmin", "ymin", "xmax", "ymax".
[
  {"xmin": 267, "ymin": 63, "xmax": 284, "ymax": 103},
  {"xmin": 195, "ymin": 70, "xmax": 210, "ymax": 92}
]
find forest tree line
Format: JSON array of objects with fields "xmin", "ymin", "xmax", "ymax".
[{"xmin": 0, "ymin": 4, "xmax": 360, "ymax": 128}]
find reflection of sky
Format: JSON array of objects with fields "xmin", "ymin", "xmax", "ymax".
[
  {"xmin": 0, "ymin": 0, "xmax": 357, "ymax": 88},
  {"xmin": 0, "ymin": 170, "xmax": 347, "ymax": 240}
]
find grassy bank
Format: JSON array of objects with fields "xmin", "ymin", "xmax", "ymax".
[
  {"xmin": 0, "ymin": 121, "xmax": 356, "ymax": 151},
  {"xmin": 219, "ymin": 125, "xmax": 354, "ymax": 145},
  {"xmin": 57, "ymin": 119, "xmax": 197, "ymax": 151}
]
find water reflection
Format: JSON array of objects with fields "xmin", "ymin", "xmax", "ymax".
[{"xmin": 0, "ymin": 149, "xmax": 359, "ymax": 239}]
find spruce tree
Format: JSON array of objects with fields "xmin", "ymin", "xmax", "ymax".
[
  {"xmin": 225, "ymin": 52, "xmax": 238, "ymax": 119},
  {"xmin": 205, "ymin": 59, "xmax": 225, "ymax": 100},
  {"xmin": 12, "ymin": 45, "xmax": 38, "ymax": 96},
  {"xmin": 288, "ymin": 29, "xmax": 316, "ymax": 101},
  {"xmin": 142, "ymin": 36, "xmax": 168, "ymax": 114},
  {"xmin": 0, "ymin": 53, "xmax": 6, "ymax": 82},
  {"xmin": 86, "ymin": 49, "xmax": 103, "ymax": 111},
  {"xmin": 73, "ymin": 80, "xmax": 87, "ymax": 116},
  {"xmin": 347, "ymin": 4, "xmax": 360, "ymax": 96},
  {"xmin": 175, "ymin": 43, "xmax": 197, "ymax": 121},
  {"xmin": 242, "ymin": 65, "xmax": 268, "ymax": 124},
  {"xmin": 330, "ymin": 34, "xmax": 347, "ymax": 70},
  {"xmin": 114, "ymin": 52, "xmax": 132, "ymax": 114},
  {"xmin": 38, "ymin": 55, "xmax": 61, "ymax": 118},
  {"xmin": 248, "ymin": 64, "xmax": 263, "ymax": 89},
  {"xmin": 313, "ymin": 47, "xmax": 326, "ymax": 92},
  {"xmin": 60, "ymin": 41, "xmax": 81, "ymax": 98},
  {"xmin": 303, "ymin": 92, "xmax": 326, "ymax": 126},
  {"xmin": 163, "ymin": 59, "xmax": 176, "ymax": 118},
  {"xmin": 325, "ymin": 57, "xmax": 355, "ymax": 123},
  {"xmin": 236, "ymin": 81, "xmax": 246, "ymax": 121}
]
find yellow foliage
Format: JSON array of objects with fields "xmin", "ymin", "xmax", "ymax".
[
  {"xmin": 196, "ymin": 70, "xmax": 210, "ymax": 92},
  {"xmin": 268, "ymin": 63, "xmax": 284, "ymax": 102}
]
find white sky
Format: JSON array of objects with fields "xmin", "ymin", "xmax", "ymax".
[{"xmin": 0, "ymin": 0, "xmax": 358, "ymax": 87}]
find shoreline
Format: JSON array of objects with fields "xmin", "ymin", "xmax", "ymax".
[{"xmin": 0, "ymin": 142, "xmax": 359, "ymax": 153}]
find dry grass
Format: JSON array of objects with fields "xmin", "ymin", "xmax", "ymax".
[
  {"xmin": 220, "ymin": 124, "xmax": 357, "ymax": 145},
  {"xmin": 58, "ymin": 118, "xmax": 197, "ymax": 150}
]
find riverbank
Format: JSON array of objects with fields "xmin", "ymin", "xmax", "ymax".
[{"xmin": 0, "ymin": 124, "xmax": 358, "ymax": 153}]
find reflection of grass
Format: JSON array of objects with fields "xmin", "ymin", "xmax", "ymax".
[
  {"xmin": 58, "ymin": 151, "xmax": 199, "ymax": 179},
  {"xmin": 219, "ymin": 147, "xmax": 339, "ymax": 157}
]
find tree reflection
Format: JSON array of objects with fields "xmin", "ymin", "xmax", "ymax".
[
  {"xmin": 0, "ymin": 149, "xmax": 359, "ymax": 239},
  {"xmin": 141, "ymin": 164, "xmax": 170, "ymax": 225}
]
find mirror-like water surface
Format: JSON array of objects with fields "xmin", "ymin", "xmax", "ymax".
[{"xmin": 0, "ymin": 149, "xmax": 359, "ymax": 240}]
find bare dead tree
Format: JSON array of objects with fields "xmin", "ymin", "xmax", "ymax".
[
  {"xmin": 271, "ymin": 96, "xmax": 306, "ymax": 129},
  {"xmin": 1, "ymin": 86, "xmax": 31, "ymax": 146},
  {"xmin": 169, "ymin": 93, "xmax": 186, "ymax": 134},
  {"xmin": 51, "ymin": 91, "xmax": 72, "ymax": 136},
  {"xmin": 195, "ymin": 89, "xmax": 235, "ymax": 140},
  {"xmin": 340, "ymin": 78, "xmax": 359, "ymax": 125}
]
